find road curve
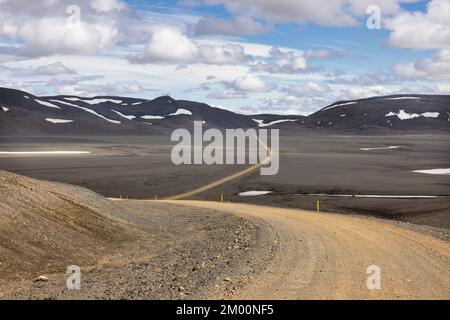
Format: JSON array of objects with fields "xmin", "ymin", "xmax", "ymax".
[
  {"xmin": 162, "ymin": 200, "xmax": 450, "ymax": 299},
  {"xmin": 164, "ymin": 135, "xmax": 272, "ymax": 200}
]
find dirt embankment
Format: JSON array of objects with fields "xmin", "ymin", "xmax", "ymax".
[
  {"xmin": 0, "ymin": 171, "xmax": 274, "ymax": 299},
  {"xmin": 0, "ymin": 170, "xmax": 133, "ymax": 281}
]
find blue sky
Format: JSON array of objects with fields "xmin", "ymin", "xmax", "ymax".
[{"xmin": 0, "ymin": 0, "xmax": 449, "ymax": 114}]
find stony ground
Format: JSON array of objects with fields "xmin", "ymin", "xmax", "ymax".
[{"xmin": 0, "ymin": 200, "xmax": 276, "ymax": 299}]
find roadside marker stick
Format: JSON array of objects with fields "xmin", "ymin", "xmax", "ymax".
[{"xmin": 316, "ymin": 200, "xmax": 320, "ymax": 212}]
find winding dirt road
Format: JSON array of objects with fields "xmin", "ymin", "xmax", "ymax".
[
  {"xmin": 163, "ymin": 200, "xmax": 450, "ymax": 299},
  {"xmin": 165, "ymin": 134, "xmax": 272, "ymax": 200}
]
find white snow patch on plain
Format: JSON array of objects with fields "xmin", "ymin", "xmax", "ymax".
[
  {"xmin": 24, "ymin": 95, "xmax": 30, "ymax": 99},
  {"xmin": 0, "ymin": 151, "xmax": 90, "ymax": 155},
  {"xmin": 64, "ymin": 97, "xmax": 122, "ymax": 105},
  {"xmin": 323, "ymin": 101, "xmax": 357, "ymax": 111},
  {"xmin": 49, "ymin": 99, "xmax": 121, "ymax": 124},
  {"xmin": 168, "ymin": 108, "xmax": 192, "ymax": 116},
  {"xmin": 132, "ymin": 102, "xmax": 142, "ymax": 105},
  {"xmin": 421, "ymin": 112, "xmax": 439, "ymax": 118},
  {"xmin": 238, "ymin": 191, "xmax": 273, "ymax": 196},
  {"xmin": 386, "ymin": 110, "xmax": 420, "ymax": 120},
  {"xmin": 141, "ymin": 115, "xmax": 164, "ymax": 120},
  {"xmin": 112, "ymin": 110, "xmax": 135, "ymax": 120},
  {"xmin": 295, "ymin": 193, "xmax": 442, "ymax": 199},
  {"xmin": 413, "ymin": 168, "xmax": 450, "ymax": 175},
  {"xmin": 45, "ymin": 118, "xmax": 73, "ymax": 124},
  {"xmin": 360, "ymin": 146, "xmax": 401, "ymax": 151},
  {"xmin": 253, "ymin": 119, "xmax": 297, "ymax": 127},
  {"xmin": 35, "ymin": 99, "xmax": 61, "ymax": 109},
  {"xmin": 2, "ymin": 106, "xmax": 9, "ymax": 112},
  {"xmin": 340, "ymin": 114, "xmax": 346, "ymax": 117}
]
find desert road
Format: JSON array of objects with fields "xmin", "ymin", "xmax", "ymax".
[
  {"xmin": 164, "ymin": 161, "xmax": 266, "ymax": 200},
  {"xmin": 165, "ymin": 134, "xmax": 272, "ymax": 200},
  {"xmin": 162, "ymin": 200, "xmax": 450, "ymax": 299}
]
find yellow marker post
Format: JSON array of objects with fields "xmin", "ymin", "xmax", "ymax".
[
  {"xmin": 220, "ymin": 193, "xmax": 224, "ymax": 202},
  {"xmin": 316, "ymin": 200, "xmax": 320, "ymax": 213}
]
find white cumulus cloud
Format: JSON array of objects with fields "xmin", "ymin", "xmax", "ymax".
[
  {"xmin": 128, "ymin": 26, "xmax": 252, "ymax": 65},
  {"xmin": 232, "ymin": 73, "xmax": 272, "ymax": 92},
  {"xmin": 385, "ymin": 0, "xmax": 450, "ymax": 50},
  {"xmin": 394, "ymin": 49, "xmax": 450, "ymax": 80},
  {"xmin": 252, "ymin": 47, "xmax": 309, "ymax": 74}
]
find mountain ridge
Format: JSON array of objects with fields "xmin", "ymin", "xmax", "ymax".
[{"xmin": 1, "ymin": 87, "xmax": 449, "ymax": 135}]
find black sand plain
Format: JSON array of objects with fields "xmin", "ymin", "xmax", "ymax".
[{"xmin": 1, "ymin": 132, "xmax": 449, "ymax": 228}]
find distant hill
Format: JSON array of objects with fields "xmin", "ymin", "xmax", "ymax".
[
  {"xmin": 0, "ymin": 87, "xmax": 449, "ymax": 135},
  {"xmin": 303, "ymin": 94, "xmax": 450, "ymax": 131}
]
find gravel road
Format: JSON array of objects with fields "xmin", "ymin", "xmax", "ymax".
[{"xmin": 167, "ymin": 201, "xmax": 450, "ymax": 299}]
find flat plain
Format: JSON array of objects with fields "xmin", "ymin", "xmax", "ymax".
[{"xmin": 0, "ymin": 133, "xmax": 449, "ymax": 227}]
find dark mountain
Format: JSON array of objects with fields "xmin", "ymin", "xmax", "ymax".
[
  {"xmin": 0, "ymin": 87, "xmax": 254, "ymax": 135},
  {"xmin": 0, "ymin": 88, "xmax": 449, "ymax": 135},
  {"xmin": 303, "ymin": 94, "xmax": 450, "ymax": 131}
]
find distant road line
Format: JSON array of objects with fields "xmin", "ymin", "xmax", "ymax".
[{"xmin": 164, "ymin": 135, "xmax": 272, "ymax": 200}]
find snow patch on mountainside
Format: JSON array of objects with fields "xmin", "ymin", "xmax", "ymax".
[
  {"xmin": 49, "ymin": 99, "xmax": 77, "ymax": 107},
  {"xmin": 50, "ymin": 99, "xmax": 121, "ymax": 124},
  {"xmin": 252, "ymin": 119, "xmax": 264, "ymax": 126},
  {"xmin": 45, "ymin": 118, "xmax": 73, "ymax": 124},
  {"xmin": 64, "ymin": 97, "xmax": 122, "ymax": 105},
  {"xmin": 384, "ymin": 97, "xmax": 421, "ymax": 100},
  {"xmin": 112, "ymin": 110, "xmax": 135, "ymax": 120},
  {"xmin": 421, "ymin": 112, "xmax": 439, "ymax": 118},
  {"xmin": 253, "ymin": 119, "xmax": 297, "ymax": 127},
  {"xmin": 2, "ymin": 106, "xmax": 9, "ymax": 112},
  {"xmin": 73, "ymin": 106, "xmax": 121, "ymax": 124},
  {"xmin": 386, "ymin": 110, "xmax": 440, "ymax": 120},
  {"xmin": 141, "ymin": 115, "xmax": 164, "ymax": 119},
  {"xmin": 323, "ymin": 101, "xmax": 357, "ymax": 111},
  {"xmin": 35, "ymin": 99, "xmax": 61, "ymax": 109},
  {"xmin": 386, "ymin": 110, "xmax": 420, "ymax": 120},
  {"xmin": 168, "ymin": 108, "xmax": 192, "ymax": 116}
]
